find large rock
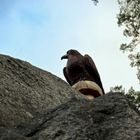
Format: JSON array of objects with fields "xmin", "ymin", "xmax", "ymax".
[
  {"xmin": 30, "ymin": 92, "xmax": 140, "ymax": 140},
  {"xmin": 0, "ymin": 54, "xmax": 140, "ymax": 140},
  {"xmin": 0, "ymin": 54, "xmax": 84, "ymax": 138}
]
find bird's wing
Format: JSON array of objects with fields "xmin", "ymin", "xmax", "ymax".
[
  {"xmin": 63, "ymin": 67, "xmax": 72, "ymax": 85},
  {"xmin": 84, "ymin": 54, "xmax": 105, "ymax": 94}
]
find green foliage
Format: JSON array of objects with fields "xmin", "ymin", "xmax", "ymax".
[
  {"xmin": 110, "ymin": 0, "xmax": 140, "ymax": 113},
  {"xmin": 91, "ymin": 0, "xmax": 140, "ymax": 111},
  {"xmin": 126, "ymin": 87, "xmax": 140, "ymax": 110},
  {"xmin": 110, "ymin": 86, "xmax": 140, "ymax": 111},
  {"xmin": 110, "ymin": 85, "xmax": 125, "ymax": 94},
  {"xmin": 117, "ymin": 0, "xmax": 140, "ymax": 81}
]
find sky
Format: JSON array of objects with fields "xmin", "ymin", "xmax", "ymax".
[{"xmin": 0, "ymin": 0, "xmax": 139, "ymax": 92}]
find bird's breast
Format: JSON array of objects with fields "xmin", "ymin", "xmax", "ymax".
[
  {"xmin": 66, "ymin": 60, "xmax": 96, "ymax": 85},
  {"xmin": 66, "ymin": 61, "xmax": 87, "ymax": 84},
  {"xmin": 67, "ymin": 61, "xmax": 83, "ymax": 72}
]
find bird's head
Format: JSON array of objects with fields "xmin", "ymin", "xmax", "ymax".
[{"xmin": 61, "ymin": 49, "xmax": 81, "ymax": 60}]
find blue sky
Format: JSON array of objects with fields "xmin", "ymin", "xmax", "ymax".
[{"xmin": 0, "ymin": 0, "xmax": 139, "ymax": 92}]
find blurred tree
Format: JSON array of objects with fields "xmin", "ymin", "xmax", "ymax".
[
  {"xmin": 117, "ymin": 0, "xmax": 140, "ymax": 111},
  {"xmin": 91, "ymin": 0, "xmax": 140, "ymax": 111},
  {"xmin": 91, "ymin": 0, "xmax": 99, "ymax": 5},
  {"xmin": 117, "ymin": 0, "xmax": 140, "ymax": 81},
  {"xmin": 126, "ymin": 87, "xmax": 140, "ymax": 111},
  {"xmin": 110, "ymin": 85, "xmax": 125, "ymax": 94},
  {"xmin": 110, "ymin": 86, "xmax": 140, "ymax": 111}
]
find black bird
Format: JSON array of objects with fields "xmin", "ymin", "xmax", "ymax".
[{"xmin": 61, "ymin": 49, "xmax": 105, "ymax": 94}]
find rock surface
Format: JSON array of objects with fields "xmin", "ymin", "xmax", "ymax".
[
  {"xmin": 0, "ymin": 54, "xmax": 140, "ymax": 140},
  {"xmin": 31, "ymin": 93, "xmax": 140, "ymax": 140},
  {"xmin": 0, "ymin": 54, "xmax": 83, "ymax": 139}
]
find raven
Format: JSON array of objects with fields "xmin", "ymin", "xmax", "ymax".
[{"xmin": 61, "ymin": 49, "xmax": 105, "ymax": 94}]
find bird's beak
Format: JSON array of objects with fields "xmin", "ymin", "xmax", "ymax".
[{"xmin": 61, "ymin": 54, "xmax": 68, "ymax": 60}]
